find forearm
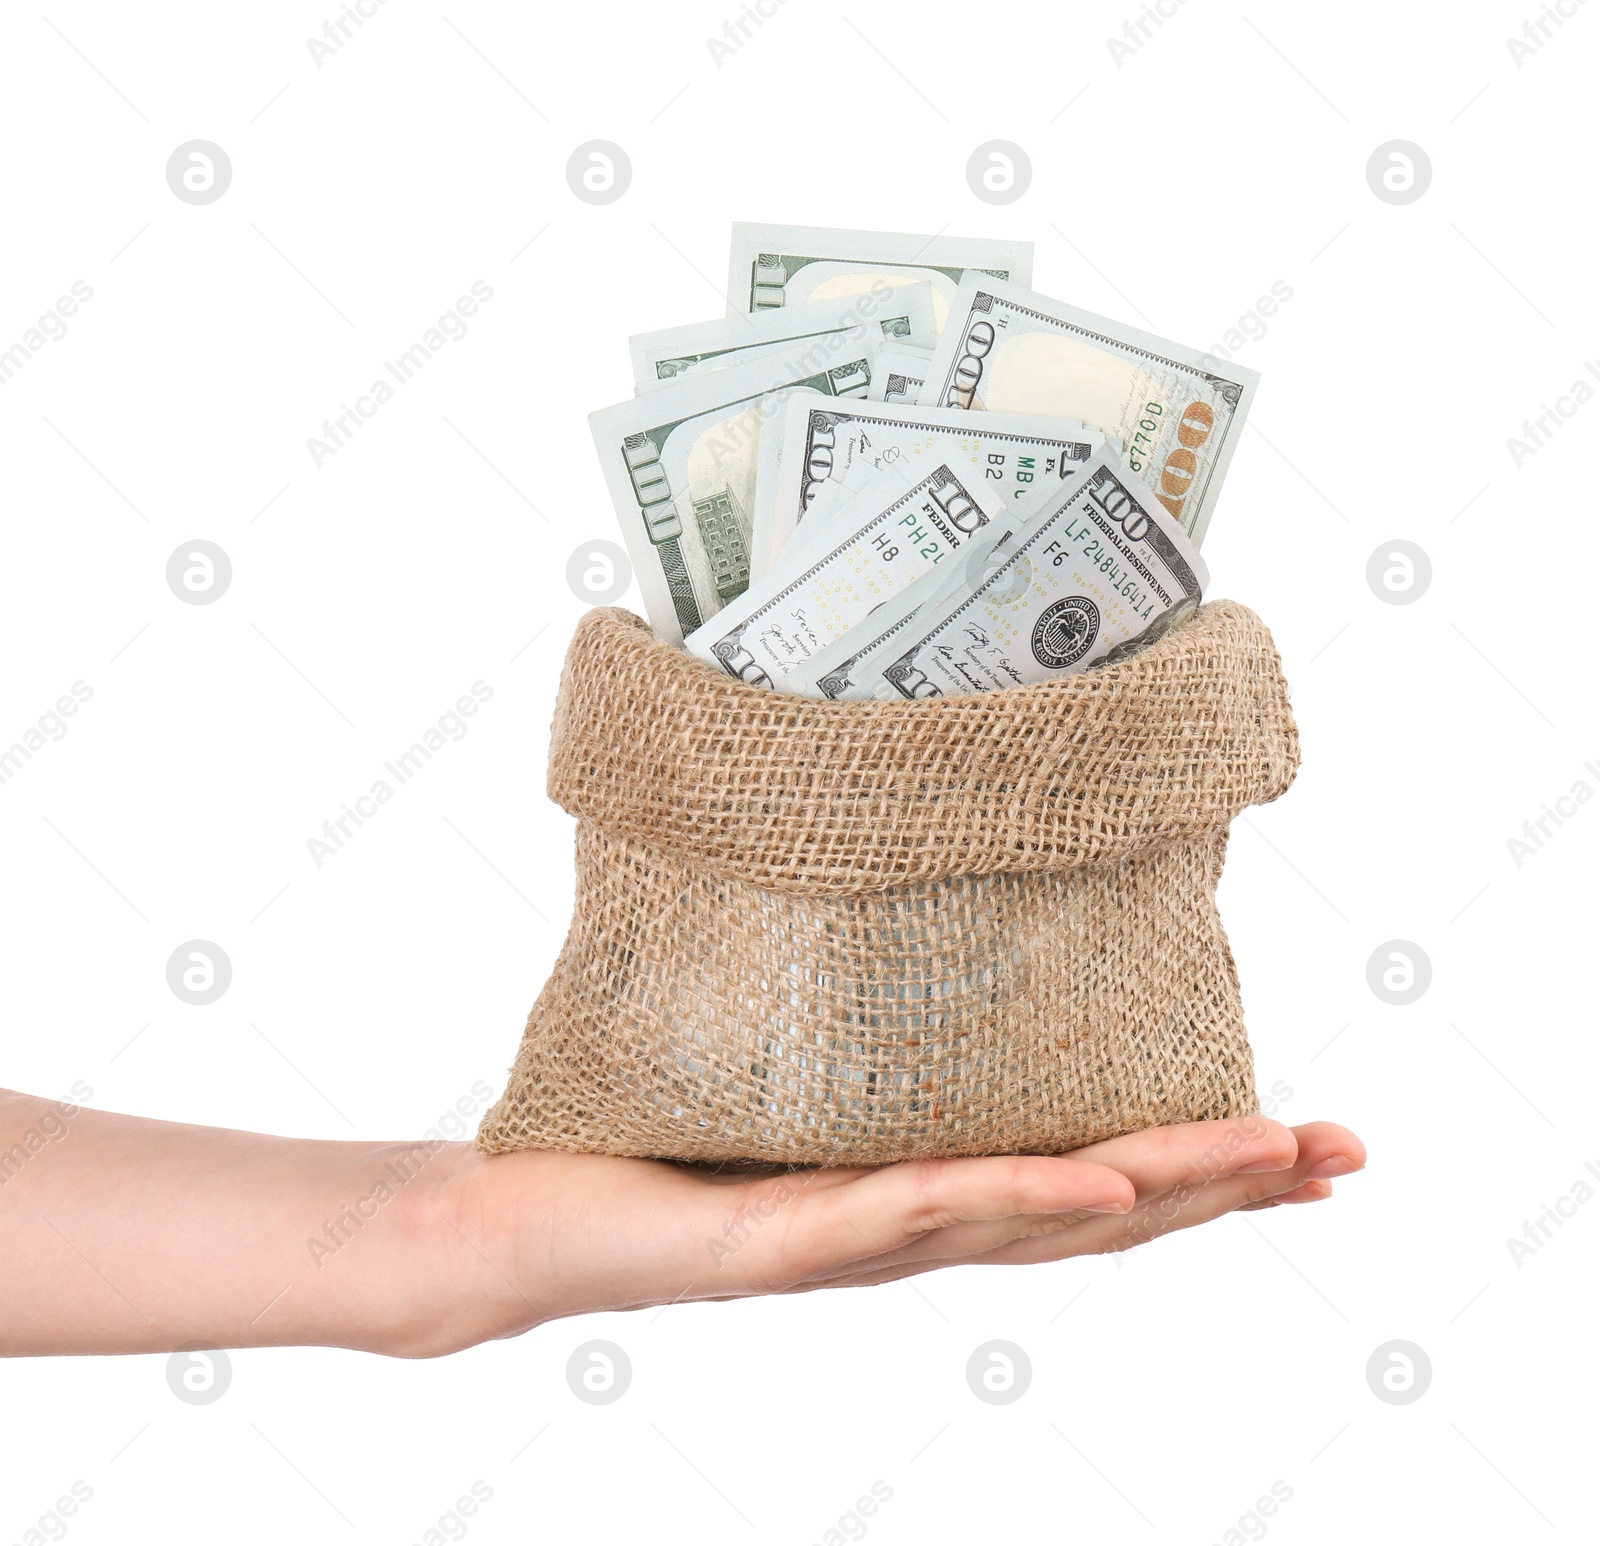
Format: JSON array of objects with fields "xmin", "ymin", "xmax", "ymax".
[{"xmin": 0, "ymin": 1089, "xmax": 495, "ymax": 1358}]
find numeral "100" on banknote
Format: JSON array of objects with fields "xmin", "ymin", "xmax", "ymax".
[
  {"xmin": 1083, "ymin": 467, "xmax": 1152, "ymax": 542},
  {"xmin": 1132, "ymin": 399, "xmax": 1214, "ymax": 525}
]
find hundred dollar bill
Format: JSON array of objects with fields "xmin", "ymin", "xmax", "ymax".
[
  {"xmin": 920, "ymin": 275, "xmax": 1259, "ymax": 545},
  {"xmin": 750, "ymin": 397, "xmax": 1100, "ymax": 581},
  {"xmin": 865, "ymin": 447, "xmax": 1209, "ymax": 700},
  {"xmin": 866, "ymin": 340, "xmax": 934, "ymax": 406},
  {"xmin": 631, "ymin": 283, "xmax": 936, "ymax": 391},
  {"xmin": 785, "ymin": 520, "xmax": 1018, "ymax": 699},
  {"xmin": 727, "ymin": 222, "xmax": 1032, "ymax": 330},
  {"xmin": 685, "ymin": 463, "xmax": 1004, "ymax": 688},
  {"xmin": 589, "ymin": 341, "xmax": 878, "ymax": 646}
]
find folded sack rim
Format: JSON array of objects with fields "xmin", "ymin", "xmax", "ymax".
[{"xmin": 547, "ymin": 600, "xmax": 1300, "ymax": 894}]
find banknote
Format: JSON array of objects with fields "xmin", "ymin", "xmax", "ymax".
[
  {"xmin": 589, "ymin": 340, "xmax": 878, "ymax": 646},
  {"xmin": 685, "ymin": 463, "xmax": 1005, "ymax": 688},
  {"xmin": 726, "ymin": 222, "xmax": 1033, "ymax": 331},
  {"xmin": 631, "ymin": 283, "xmax": 936, "ymax": 391},
  {"xmin": 784, "ymin": 520, "xmax": 1019, "ymax": 699},
  {"xmin": 750, "ymin": 397, "xmax": 1100, "ymax": 581},
  {"xmin": 865, "ymin": 447, "xmax": 1209, "ymax": 700},
  {"xmin": 866, "ymin": 340, "xmax": 934, "ymax": 406},
  {"xmin": 920, "ymin": 275, "xmax": 1259, "ymax": 545}
]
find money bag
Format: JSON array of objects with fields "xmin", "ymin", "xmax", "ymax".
[{"xmin": 477, "ymin": 602, "xmax": 1299, "ymax": 1165}]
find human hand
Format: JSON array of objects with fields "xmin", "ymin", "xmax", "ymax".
[
  {"xmin": 0, "ymin": 1090, "xmax": 1361, "ymax": 1359},
  {"xmin": 421, "ymin": 1116, "xmax": 1365, "ymax": 1353}
]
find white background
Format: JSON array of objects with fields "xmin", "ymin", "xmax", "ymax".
[{"xmin": 2, "ymin": 0, "xmax": 1597, "ymax": 1541}]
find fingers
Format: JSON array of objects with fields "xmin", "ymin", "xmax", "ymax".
[
  {"xmin": 769, "ymin": 1117, "xmax": 1310, "ymax": 1283},
  {"xmin": 1233, "ymin": 1124, "xmax": 1366, "ymax": 1211},
  {"xmin": 742, "ymin": 1153, "xmax": 1136, "ymax": 1290},
  {"xmin": 1239, "ymin": 1178, "xmax": 1333, "ymax": 1210},
  {"xmin": 778, "ymin": 1206, "xmax": 1092, "ymax": 1287},
  {"xmin": 829, "ymin": 1110, "xmax": 1311, "ymax": 1246},
  {"xmin": 759, "ymin": 1120, "xmax": 1364, "ymax": 1292},
  {"xmin": 973, "ymin": 1121, "xmax": 1364, "ymax": 1266},
  {"xmin": 709, "ymin": 1118, "xmax": 1364, "ymax": 1296},
  {"xmin": 1062, "ymin": 1116, "xmax": 1301, "ymax": 1202},
  {"xmin": 775, "ymin": 1163, "xmax": 1331, "ymax": 1294},
  {"xmin": 833, "ymin": 1152, "xmax": 1138, "ymax": 1238},
  {"xmin": 797, "ymin": 1166, "xmax": 1329, "ymax": 1291}
]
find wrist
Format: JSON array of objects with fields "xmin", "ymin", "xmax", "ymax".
[
  {"xmin": 363, "ymin": 1140, "xmax": 548, "ymax": 1358},
  {"xmin": 244, "ymin": 1135, "xmax": 493, "ymax": 1359}
]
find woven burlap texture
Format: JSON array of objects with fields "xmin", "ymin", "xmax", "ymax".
[{"xmin": 476, "ymin": 599, "xmax": 1300, "ymax": 1165}]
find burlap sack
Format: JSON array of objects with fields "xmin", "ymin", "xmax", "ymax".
[{"xmin": 477, "ymin": 599, "xmax": 1299, "ymax": 1166}]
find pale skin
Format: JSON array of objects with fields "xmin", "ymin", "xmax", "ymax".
[{"xmin": 0, "ymin": 1088, "xmax": 1363, "ymax": 1359}]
